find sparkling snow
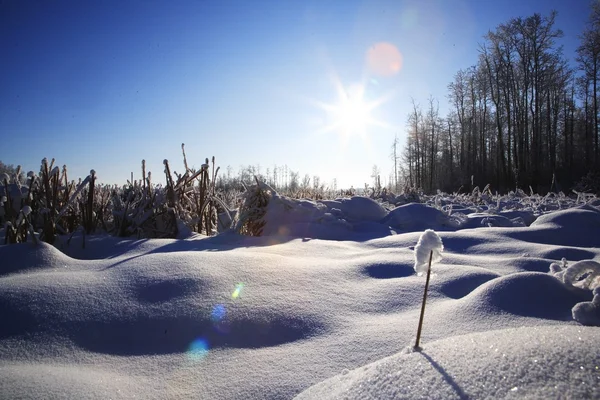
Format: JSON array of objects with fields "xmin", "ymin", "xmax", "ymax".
[{"xmin": 1, "ymin": 197, "xmax": 599, "ymax": 399}]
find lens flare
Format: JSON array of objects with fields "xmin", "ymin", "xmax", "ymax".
[
  {"xmin": 211, "ymin": 304, "xmax": 226, "ymax": 322},
  {"xmin": 188, "ymin": 338, "xmax": 209, "ymax": 361},
  {"xmin": 232, "ymin": 283, "xmax": 244, "ymax": 299},
  {"xmin": 367, "ymin": 42, "xmax": 403, "ymax": 77}
]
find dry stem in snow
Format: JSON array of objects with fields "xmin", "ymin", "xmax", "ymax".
[{"xmin": 413, "ymin": 229, "xmax": 444, "ymax": 350}]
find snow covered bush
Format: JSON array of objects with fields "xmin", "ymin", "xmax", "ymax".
[
  {"xmin": 110, "ymin": 150, "xmax": 224, "ymax": 239},
  {"xmin": 1, "ymin": 147, "xmax": 228, "ymax": 244},
  {"xmin": 234, "ymin": 178, "xmax": 271, "ymax": 236},
  {"xmin": 0, "ymin": 158, "xmax": 97, "ymax": 244}
]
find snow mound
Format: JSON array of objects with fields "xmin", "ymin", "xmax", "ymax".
[
  {"xmin": 0, "ymin": 241, "xmax": 75, "ymax": 276},
  {"xmin": 243, "ymin": 188, "xmax": 391, "ymax": 239},
  {"xmin": 462, "ymin": 213, "xmax": 514, "ymax": 228},
  {"xmin": 436, "ymin": 268, "xmax": 500, "ymax": 299},
  {"xmin": 531, "ymin": 205, "xmax": 600, "ymax": 229},
  {"xmin": 323, "ymin": 197, "xmax": 388, "ymax": 222},
  {"xmin": 498, "ymin": 210, "xmax": 537, "ymax": 226},
  {"xmin": 294, "ymin": 325, "xmax": 600, "ymax": 400},
  {"xmin": 572, "ymin": 288, "xmax": 600, "ymax": 326},
  {"xmin": 506, "ymin": 205, "xmax": 600, "ymax": 247},
  {"xmin": 455, "ymin": 272, "xmax": 592, "ymax": 321},
  {"xmin": 381, "ymin": 203, "xmax": 456, "ymax": 231}
]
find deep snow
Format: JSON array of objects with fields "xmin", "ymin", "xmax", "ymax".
[{"xmin": 1, "ymin": 195, "xmax": 599, "ymax": 399}]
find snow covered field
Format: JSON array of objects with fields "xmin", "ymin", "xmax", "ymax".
[{"xmin": 1, "ymin": 192, "xmax": 600, "ymax": 399}]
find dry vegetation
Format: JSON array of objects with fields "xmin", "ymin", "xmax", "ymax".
[
  {"xmin": 1, "ymin": 144, "xmax": 599, "ymax": 246},
  {"xmin": 0, "ymin": 145, "xmax": 227, "ymax": 245}
]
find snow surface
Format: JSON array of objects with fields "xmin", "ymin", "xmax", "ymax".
[{"xmin": 1, "ymin": 197, "xmax": 600, "ymax": 399}]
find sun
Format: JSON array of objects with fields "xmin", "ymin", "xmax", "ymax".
[
  {"xmin": 312, "ymin": 75, "xmax": 392, "ymax": 144},
  {"xmin": 332, "ymin": 85, "xmax": 373, "ymax": 136}
]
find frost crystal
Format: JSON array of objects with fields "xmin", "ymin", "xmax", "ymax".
[{"xmin": 414, "ymin": 229, "xmax": 444, "ymax": 275}]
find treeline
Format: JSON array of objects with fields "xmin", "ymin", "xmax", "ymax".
[
  {"xmin": 398, "ymin": 7, "xmax": 600, "ymax": 194},
  {"xmin": 215, "ymin": 164, "xmax": 340, "ymax": 198}
]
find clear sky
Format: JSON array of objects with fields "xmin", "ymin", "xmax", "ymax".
[{"xmin": 0, "ymin": 0, "xmax": 591, "ymax": 189}]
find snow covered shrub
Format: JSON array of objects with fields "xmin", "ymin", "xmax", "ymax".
[
  {"xmin": 573, "ymin": 171, "xmax": 600, "ymax": 196},
  {"xmin": 110, "ymin": 177, "xmax": 173, "ymax": 238},
  {"xmin": 0, "ymin": 158, "xmax": 102, "ymax": 245},
  {"xmin": 394, "ymin": 185, "xmax": 421, "ymax": 205},
  {"xmin": 234, "ymin": 177, "xmax": 271, "ymax": 236},
  {"xmin": 163, "ymin": 149, "xmax": 225, "ymax": 236}
]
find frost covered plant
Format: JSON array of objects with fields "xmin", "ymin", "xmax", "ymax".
[
  {"xmin": 166, "ymin": 150, "xmax": 222, "ymax": 236},
  {"xmin": 4, "ymin": 205, "xmax": 35, "ymax": 244},
  {"xmin": 549, "ymin": 258, "xmax": 569, "ymax": 280},
  {"xmin": 549, "ymin": 259, "xmax": 600, "ymax": 326},
  {"xmin": 550, "ymin": 259, "xmax": 600, "ymax": 290},
  {"xmin": 234, "ymin": 177, "xmax": 271, "ymax": 236},
  {"xmin": 413, "ymin": 229, "xmax": 443, "ymax": 350}
]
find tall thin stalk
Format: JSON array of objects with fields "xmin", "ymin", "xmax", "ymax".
[{"xmin": 415, "ymin": 250, "xmax": 433, "ymax": 350}]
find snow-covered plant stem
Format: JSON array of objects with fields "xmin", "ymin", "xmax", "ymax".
[
  {"xmin": 413, "ymin": 229, "xmax": 443, "ymax": 350},
  {"xmin": 415, "ymin": 250, "xmax": 433, "ymax": 350},
  {"xmin": 83, "ymin": 170, "xmax": 96, "ymax": 234}
]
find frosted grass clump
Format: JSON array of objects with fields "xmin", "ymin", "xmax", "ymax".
[
  {"xmin": 550, "ymin": 259, "xmax": 600, "ymax": 290},
  {"xmin": 549, "ymin": 258, "xmax": 568, "ymax": 280},
  {"xmin": 549, "ymin": 259, "xmax": 600, "ymax": 326},
  {"xmin": 562, "ymin": 260, "xmax": 600, "ymax": 290},
  {"xmin": 414, "ymin": 229, "xmax": 444, "ymax": 275}
]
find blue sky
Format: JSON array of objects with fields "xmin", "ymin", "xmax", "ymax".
[{"xmin": 0, "ymin": 0, "xmax": 591, "ymax": 189}]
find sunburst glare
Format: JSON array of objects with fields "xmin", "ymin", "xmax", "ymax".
[{"xmin": 313, "ymin": 75, "xmax": 392, "ymax": 146}]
